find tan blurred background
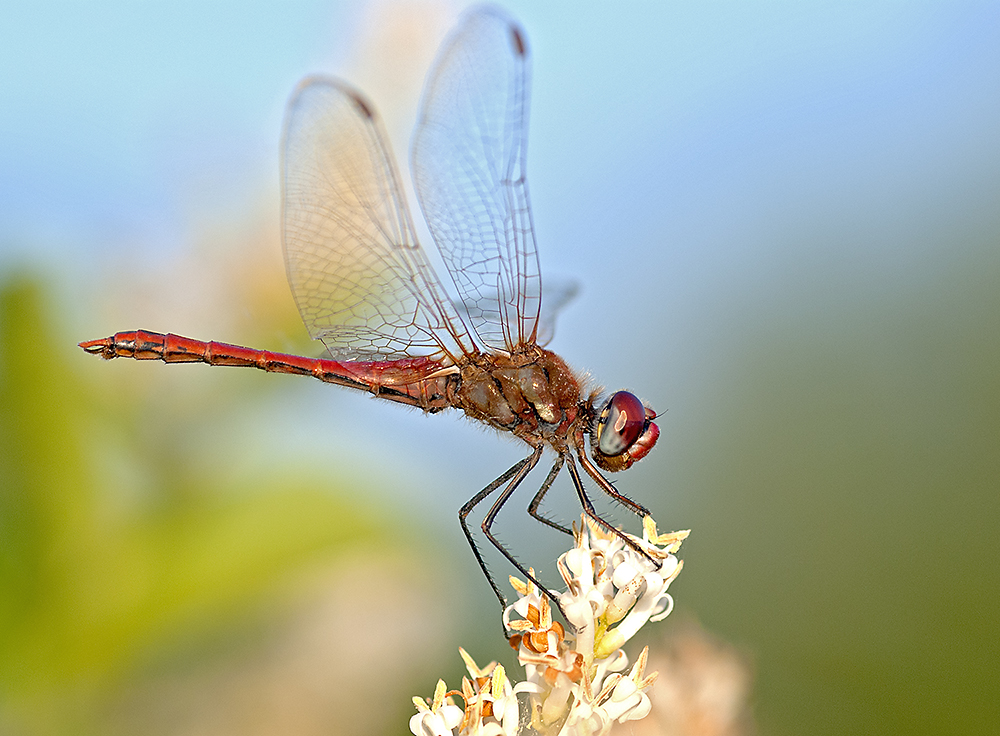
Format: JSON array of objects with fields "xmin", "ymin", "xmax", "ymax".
[{"xmin": 2, "ymin": 1, "xmax": 998, "ymax": 734}]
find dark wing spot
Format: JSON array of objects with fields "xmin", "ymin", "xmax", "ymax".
[
  {"xmin": 510, "ymin": 25, "xmax": 526, "ymax": 56},
  {"xmin": 349, "ymin": 91, "xmax": 374, "ymax": 119}
]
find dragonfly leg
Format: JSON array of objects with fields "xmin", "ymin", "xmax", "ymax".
[
  {"xmin": 567, "ymin": 453, "xmax": 659, "ymax": 569},
  {"xmin": 459, "ymin": 446, "xmax": 543, "ymax": 611},
  {"xmin": 576, "ymin": 446, "xmax": 654, "ymax": 519},
  {"xmin": 478, "ymin": 447, "xmax": 571, "ymax": 623},
  {"xmin": 526, "ymin": 454, "xmax": 572, "ymax": 535}
]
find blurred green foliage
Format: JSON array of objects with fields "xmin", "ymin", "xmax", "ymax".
[
  {"xmin": 674, "ymin": 234, "xmax": 1000, "ymax": 735},
  {"xmin": 0, "ymin": 275, "xmax": 384, "ymax": 734}
]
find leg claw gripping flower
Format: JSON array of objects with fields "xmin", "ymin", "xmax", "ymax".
[{"xmin": 410, "ymin": 516, "xmax": 689, "ymax": 736}]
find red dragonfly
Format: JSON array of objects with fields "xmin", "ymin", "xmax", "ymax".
[{"xmin": 80, "ymin": 6, "xmax": 660, "ymax": 609}]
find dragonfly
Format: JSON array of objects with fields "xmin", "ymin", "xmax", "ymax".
[{"xmin": 80, "ymin": 6, "xmax": 661, "ymax": 611}]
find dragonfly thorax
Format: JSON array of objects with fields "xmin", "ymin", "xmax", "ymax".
[{"xmin": 454, "ymin": 346, "xmax": 583, "ymax": 448}]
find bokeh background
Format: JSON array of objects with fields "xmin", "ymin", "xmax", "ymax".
[{"xmin": 2, "ymin": 1, "xmax": 999, "ymax": 734}]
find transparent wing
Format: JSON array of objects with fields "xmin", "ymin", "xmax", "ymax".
[
  {"xmin": 411, "ymin": 6, "xmax": 541, "ymax": 353},
  {"xmin": 282, "ymin": 77, "xmax": 475, "ymax": 362},
  {"xmin": 451, "ymin": 276, "xmax": 578, "ymax": 349},
  {"xmin": 534, "ymin": 277, "xmax": 579, "ymax": 347}
]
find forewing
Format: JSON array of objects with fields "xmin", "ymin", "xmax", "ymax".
[
  {"xmin": 282, "ymin": 77, "xmax": 474, "ymax": 361},
  {"xmin": 451, "ymin": 276, "xmax": 578, "ymax": 349},
  {"xmin": 411, "ymin": 6, "xmax": 541, "ymax": 353},
  {"xmin": 534, "ymin": 277, "xmax": 579, "ymax": 348}
]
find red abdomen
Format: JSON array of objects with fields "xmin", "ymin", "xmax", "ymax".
[{"xmin": 79, "ymin": 330, "xmax": 457, "ymax": 411}]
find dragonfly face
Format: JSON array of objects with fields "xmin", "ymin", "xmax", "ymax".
[{"xmin": 591, "ymin": 391, "xmax": 660, "ymax": 472}]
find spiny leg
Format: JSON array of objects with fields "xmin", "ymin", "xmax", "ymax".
[
  {"xmin": 567, "ymin": 453, "xmax": 659, "ymax": 569},
  {"xmin": 480, "ymin": 448, "xmax": 569, "ymax": 619},
  {"xmin": 576, "ymin": 446, "xmax": 653, "ymax": 519},
  {"xmin": 459, "ymin": 447, "xmax": 541, "ymax": 609},
  {"xmin": 526, "ymin": 454, "xmax": 572, "ymax": 535}
]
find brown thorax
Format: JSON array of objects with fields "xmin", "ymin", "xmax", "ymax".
[{"xmin": 453, "ymin": 346, "xmax": 585, "ymax": 452}]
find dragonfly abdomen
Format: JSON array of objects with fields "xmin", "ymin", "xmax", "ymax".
[{"xmin": 79, "ymin": 330, "xmax": 455, "ymax": 411}]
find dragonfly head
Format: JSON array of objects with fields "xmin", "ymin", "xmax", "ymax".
[{"xmin": 590, "ymin": 391, "xmax": 660, "ymax": 472}]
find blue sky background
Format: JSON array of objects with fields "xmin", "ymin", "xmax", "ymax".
[{"xmin": 4, "ymin": 2, "xmax": 997, "ymax": 269}]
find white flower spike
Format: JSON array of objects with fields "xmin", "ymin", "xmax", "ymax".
[{"xmin": 410, "ymin": 515, "xmax": 688, "ymax": 736}]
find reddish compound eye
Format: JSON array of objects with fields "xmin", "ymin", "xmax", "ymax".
[{"xmin": 597, "ymin": 391, "xmax": 647, "ymax": 457}]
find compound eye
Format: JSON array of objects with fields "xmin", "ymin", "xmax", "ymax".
[{"xmin": 597, "ymin": 391, "xmax": 647, "ymax": 457}]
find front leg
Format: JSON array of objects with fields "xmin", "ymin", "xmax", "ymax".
[{"xmin": 567, "ymin": 452, "xmax": 660, "ymax": 570}]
